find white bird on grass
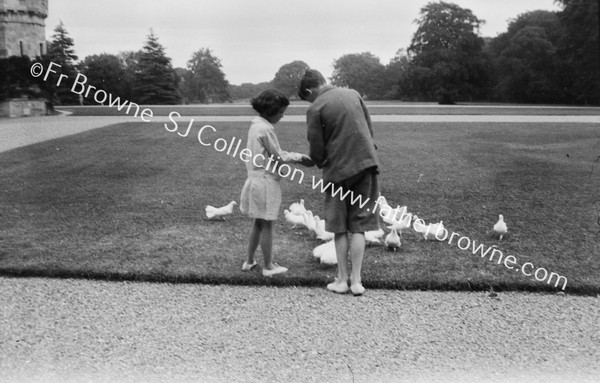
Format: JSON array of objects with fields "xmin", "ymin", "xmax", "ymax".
[
  {"xmin": 315, "ymin": 217, "xmax": 334, "ymax": 241},
  {"xmin": 382, "ymin": 205, "xmax": 408, "ymax": 226},
  {"xmin": 412, "ymin": 216, "xmax": 446, "ymax": 241},
  {"xmin": 494, "ymin": 214, "xmax": 508, "ymax": 240},
  {"xmin": 426, "ymin": 221, "xmax": 446, "ymax": 241},
  {"xmin": 387, "ymin": 210, "xmax": 413, "ymax": 236},
  {"xmin": 365, "ymin": 228, "xmax": 385, "ymax": 246},
  {"xmin": 205, "ymin": 201, "xmax": 237, "ymax": 220},
  {"xmin": 289, "ymin": 199, "xmax": 307, "ymax": 216},
  {"xmin": 303, "ymin": 210, "xmax": 317, "ymax": 233},
  {"xmin": 284, "ymin": 209, "xmax": 305, "ymax": 228},
  {"xmin": 313, "ymin": 240, "xmax": 337, "ymax": 265},
  {"xmin": 385, "ymin": 228, "xmax": 401, "ymax": 251},
  {"xmin": 412, "ymin": 215, "xmax": 428, "ymax": 239}
]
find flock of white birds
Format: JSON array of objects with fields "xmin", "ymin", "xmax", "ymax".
[{"xmin": 205, "ymin": 197, "xmax": 509, "ymax": 266}]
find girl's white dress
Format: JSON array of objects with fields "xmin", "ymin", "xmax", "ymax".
[{"xmin": 240, "ymin": 116, "xmax": 303, "ymax": 220}]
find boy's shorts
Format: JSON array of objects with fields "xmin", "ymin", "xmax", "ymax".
[{"xmin": 324, "ymin": 167, "xmax": 380, "ymax": 234}]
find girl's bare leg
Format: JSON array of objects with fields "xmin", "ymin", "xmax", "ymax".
[
  {"xmin": 260, "ymin": 220, "xmax": 274, "ymax": 269},
  {"xmin": 247, "ymin": 219, "xmax": 262, "ymax": 264}
]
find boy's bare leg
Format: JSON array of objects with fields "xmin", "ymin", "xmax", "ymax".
[
  {"xmin": 349, "ymin": 232, "xmax": 366, "ymax": 286},
  {"xmin": 334, "ymin": 232, "xmax": 349, "ymax": 282}
]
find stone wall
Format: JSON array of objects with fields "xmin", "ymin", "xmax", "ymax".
[
  {"xmin": 0, "ymin": 0, "xmax": 48, "ymax": 58},
  {"xmin": 0, "ymin": 98, "xmax": 47, "ymax": 117}
]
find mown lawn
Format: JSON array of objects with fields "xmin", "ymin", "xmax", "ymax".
[
  {"xmin": 1, "ymin": 119, "xmax": 599, "ymax": 294},
  {"xmin": 58, "ymin": 103, "xmax": 600, "ymax": 117}
]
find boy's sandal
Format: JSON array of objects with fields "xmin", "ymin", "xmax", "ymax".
[
  {"xmin": 350, "ymin": 283, "xmax": 365, "ymax": 296},
  {"xmin": 327, "ymin": 278, "xmax": 349, "ymax": 294}
]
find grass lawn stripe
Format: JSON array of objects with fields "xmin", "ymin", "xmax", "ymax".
[{"xmin": 0, "ymin": 120, "xmax": 598, "ymax": 295}]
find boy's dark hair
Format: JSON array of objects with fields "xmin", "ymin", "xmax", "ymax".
[
  {"xmin": 298, "ymin": 69, "xmax": 326, "ymax": 100},
  {"xmin": 251, "ymin": 89, "xmax": 290, "ymax": 117}
]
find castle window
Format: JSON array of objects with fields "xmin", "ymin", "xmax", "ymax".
[
  {"xmin": 20, "ymin": 41, "xmax": 24, "ymax": 56},
  {"xmin": 40, "ymin": 43, "xmax": 43, "ymax": 56}
]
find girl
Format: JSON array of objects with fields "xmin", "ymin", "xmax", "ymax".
[{"xmin": 240, "ymin": 89, "xmax": 313, "ymax": 276}]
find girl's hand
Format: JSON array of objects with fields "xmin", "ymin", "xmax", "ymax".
[{"xmin": 299, "ymin": 155, "xmax": 314, "ymax": 167}]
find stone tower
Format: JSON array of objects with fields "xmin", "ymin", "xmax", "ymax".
[{"xmin": 0, "ymin": 0, "xmax": 48, "ymax": 59}]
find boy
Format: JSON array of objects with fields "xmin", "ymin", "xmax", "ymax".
[{"xmin": 298, "ymin": 69, "xmax": 381, "ymax": 296}]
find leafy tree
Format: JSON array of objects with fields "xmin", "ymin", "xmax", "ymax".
[
  {"xmin": 496, "ymin": 27, "xmax": 562, "ymax": 103},
  {"xmin": 0, "ymin": 56, "xmax": 36, "ymax": 101},
  {"xmin": 272, "ymin": 60, "xmax": 310, "ymax": 98},
  {"xmin": 556, "ymin": 0, "xmax": 600, "ymax": 104},
  {"xmin": 80, "ymin": 54, "xmax": 129, "ymax": 103},
  {"xmin": 407, "ymin": 1, "xmax": 489, "ymax": 104},
  {"xmin": 488, "ymin": 11, "xmax": 564, "ymax": 103},
  {"xmin": 133, "ymin": 31, "xmax": 181, "ymax": 105},
  {"xmin": 331, "ymin": 52, "xmax": 386, "ymax": 99},
  {"xmin": 46, "ymin": 21, "xmax": 79, "ymax": 105},
  {"xmin": 183, "ymin": 48, "xmax": 230, "ymax": 103},
  {"xmin": 174, "ymin": 67, "xmax": 191, "ymax": 103},
  {"xmin": 229, "ymin": 82, "xmax": 272, "ymax": 101},
  {"xmin": 118, "ymin": 50, "xmax": 143, "ymax": 101},
  {"xmin": 383, "ymin": 49, "xmax": 412, "ymax": 99}
]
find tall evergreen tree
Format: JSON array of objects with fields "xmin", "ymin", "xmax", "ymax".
[
  {"xmin": 45, "ymin": 21, "xmax": 79, "ymax": 105},
  {"xmin": 134, "ymin": 31, "xmax": 181, "ymax": 105}
]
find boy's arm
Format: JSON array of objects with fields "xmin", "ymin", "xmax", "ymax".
[{"xmin": 306, "ymin": 107, "xmax": 326, "ymax": 167}]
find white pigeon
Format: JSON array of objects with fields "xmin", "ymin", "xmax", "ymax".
[
  {"xmin": 413, "ymin": 217, "xmax": 446, "ymax": 241},
  {"xmin": 205, "ymin": 201, "xmax": 237, "ymax": 220},
  {"xmin": 426, "ymin": 221, "xmax": 446, "ymax": 241},
  {"xmin": 284, "ymin": 209, "xmax": 305, "ymax": 228},
  {"xmin": 303, "ymin": 210, "xmax": 317, "ymax": 233},
  {"xmin": 375, "ymin": 196, "xmax": 393, "ymax": 219},
  {"xmin": 387, "ymin": 210, "xmax": 413, "ymax": 236},
  {"xmin": 365, "ymin": 228, "xmax": 385, "ymax": 246},
  {"xmin": 382, "ymin": 205, "xmax": 408, "ymax": 225},
  {"xmin": 313, "ymin": 240, "xmax": 337, "ymax": 265},
  {"xmin": 289, "ymin": 199, "xmax": 307, "ymax": 216},
  {"xmin": 494, "ymin": 214, "xmax": 508, "ymax": 240},
  {"xmin": 315, "ymin": 217, "xmax": 334, "ymax": 241},
  {"xmin": 412, "ymin": 215, "xmax": 428, "ymax": 239},
  {"xmin": 385, "ymin": 228, "xmax": 401, "ymax": 251}
]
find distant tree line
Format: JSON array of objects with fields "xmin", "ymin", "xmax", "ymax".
[
  {"xmin": 326, "ymin": 0, "xmax": 599, "ymax": 105},
  {"xmin": 1, "ymin": 0, "xmax": 598, "ymax": 105}
]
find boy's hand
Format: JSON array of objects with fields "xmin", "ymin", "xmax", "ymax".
[{"xmin": 299, "ymin": 155, "xmax": 314, "ymax": 167}]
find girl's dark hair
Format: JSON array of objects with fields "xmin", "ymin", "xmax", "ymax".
[
  {"xmin": 298, "ymin": 69, "xmax": 326, "ymax": 100},
  {"xmin": 251, "ymin": 89, "xmax": 289, "ymax": 117}
]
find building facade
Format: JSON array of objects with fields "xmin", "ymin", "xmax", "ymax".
[{"xmin": 0, "ymin": 0, "xmax": 48, "ymax": 59}]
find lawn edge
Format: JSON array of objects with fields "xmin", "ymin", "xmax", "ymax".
[{"xmin": 0, "ymin": 267, "xmax": 595, "ymax": 296}]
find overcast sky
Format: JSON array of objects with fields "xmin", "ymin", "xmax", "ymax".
[{"xmin": 45, "ymin": 0, "xmax": 561, "ymax": 85}]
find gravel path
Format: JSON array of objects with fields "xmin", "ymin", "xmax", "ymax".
[
  {"xmin": 0, "ymin": 115, "xmax": 139, "ymax": 153},
  {"xmin": 1, "ymin": 277, "xmax": 599, "ymax": 383}
]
